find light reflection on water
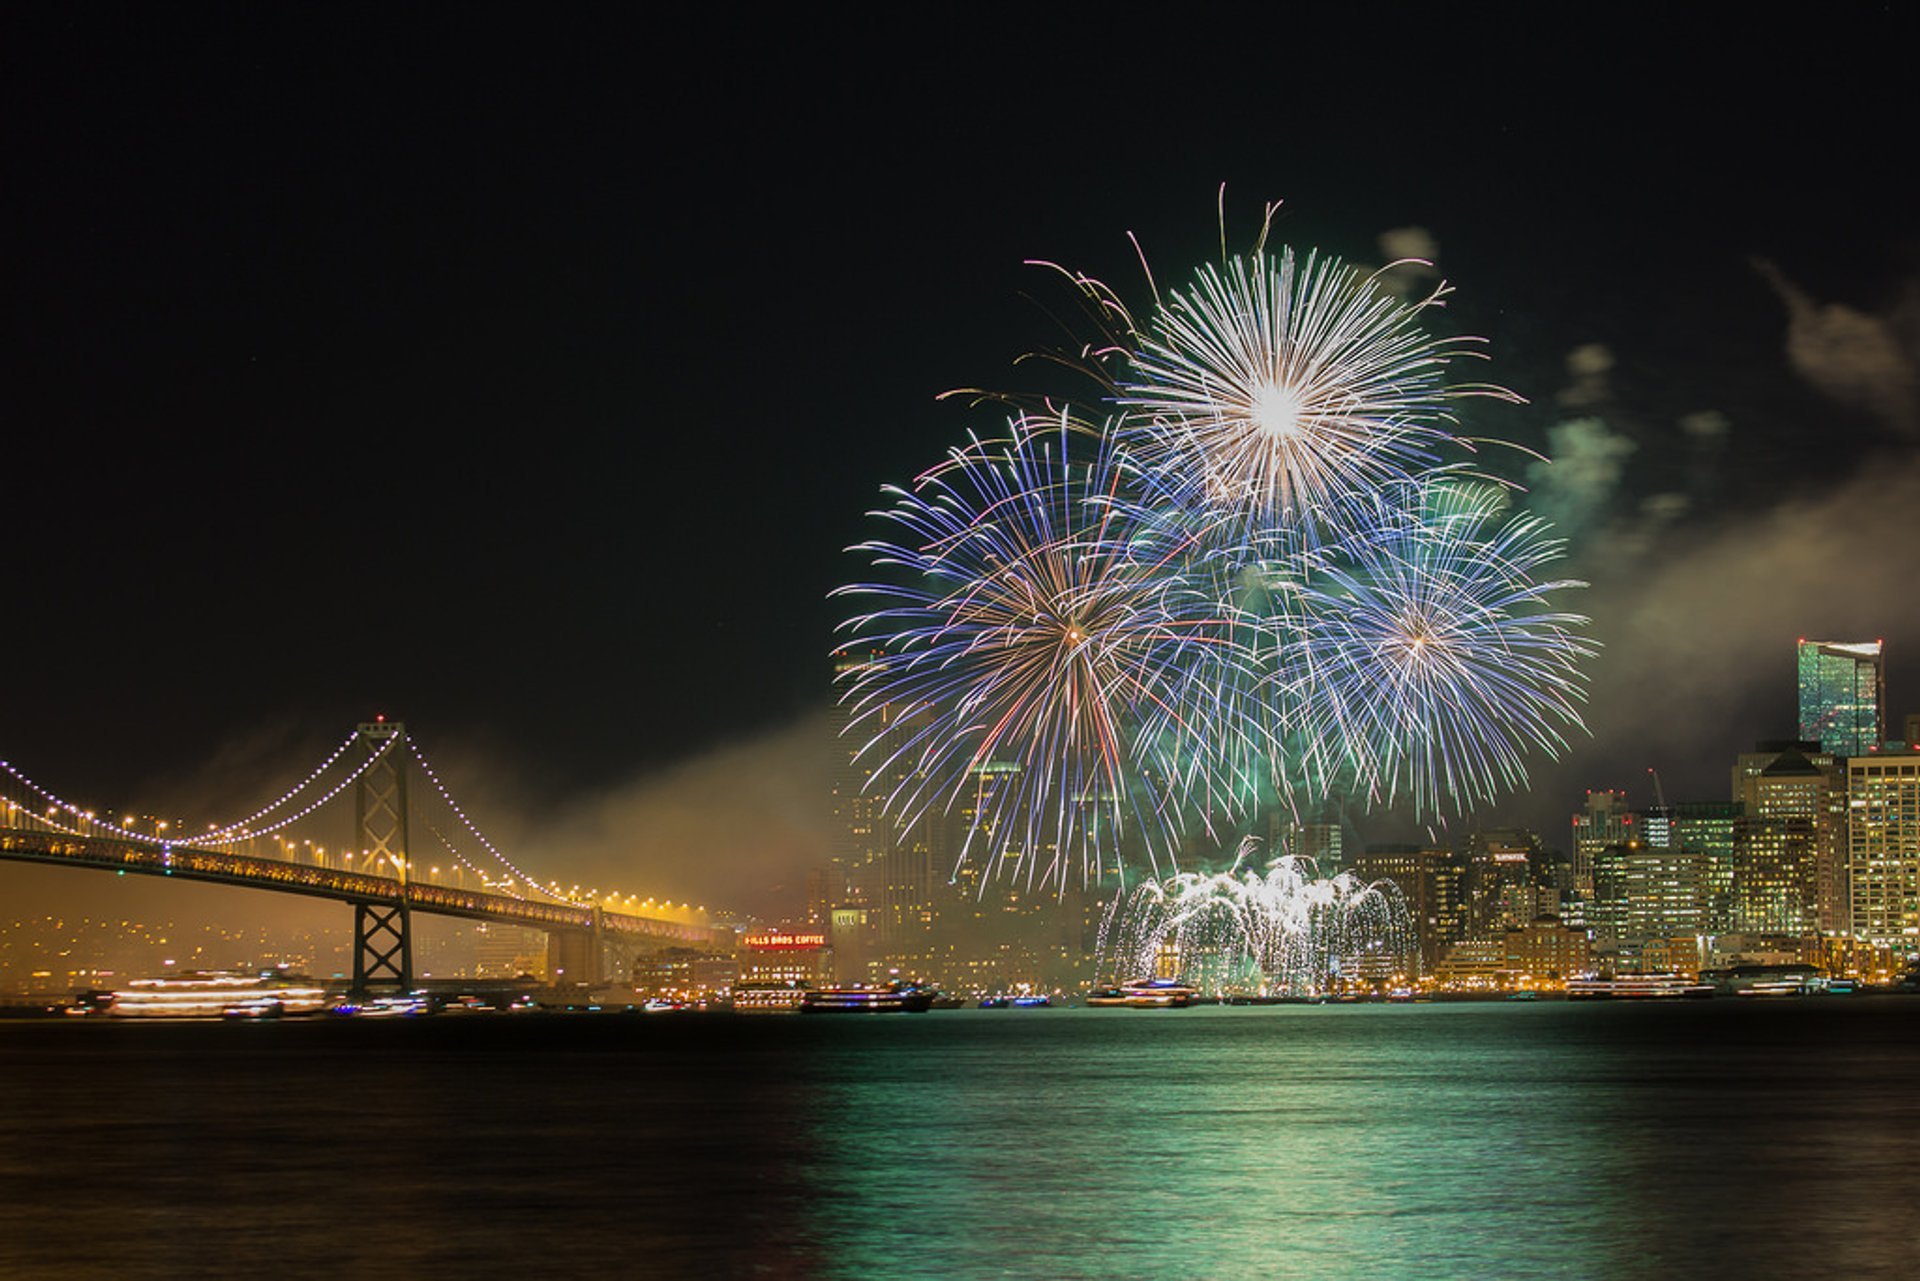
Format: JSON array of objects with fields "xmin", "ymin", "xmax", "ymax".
[{"xmin": 2, "ymin": 1001, "xmax": 1917, "ymax": 1279}]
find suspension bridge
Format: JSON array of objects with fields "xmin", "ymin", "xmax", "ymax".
[{"xmin": 0, "ymin": 720, "xmax": 733, "ymax": 992}]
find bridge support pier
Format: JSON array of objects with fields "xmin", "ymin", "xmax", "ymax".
[
  {"xmin": 547, "ymin": 919, "xmax": 603, "ymax": 989},
  {"xmin": 352, "ymin": 902, "xmax": 414, "ymax": 994}
]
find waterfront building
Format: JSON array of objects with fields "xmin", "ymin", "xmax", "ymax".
[
  {"xmin": 1846, "ymin": 746, "xmax": 1920, "ymax": 955},
  {"xmin": 1501, "ymin": 915, "xmax": 1591, "ymax": 988},
  {"xmin": 1797, "ymin": 639, "xmax": 1885, "ymax": 757},
  {"xmin": 1638, "ymin": 935, "xmax": 1704, "ymax": 978},
  {"xmin": 738, "ymin": 927, "xmax": 834, "ymax": 987},
  {"xmin": 1433, "ymin": 937, "xmax": 1508, "ymax": 990}
]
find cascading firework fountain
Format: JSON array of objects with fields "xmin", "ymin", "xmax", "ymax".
[{"xmin": 1096, "ymin": 839, "xmax": 1416, "ymax": 997}]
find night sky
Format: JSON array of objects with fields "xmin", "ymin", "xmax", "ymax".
[{"xmin": 4, "ymin": 6, "xmax": 1917, "ymax": 918}]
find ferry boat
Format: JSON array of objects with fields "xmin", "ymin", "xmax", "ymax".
[
  {"xmin": 728, "ymin": 980, "xmax": 809, "ymax": 1013},
  {"xmin": 108, "ymin": 970, "xmax": 332, "ymax": 1019},
  {"xmin": 1565, "ymin": 974, "xmax": 1714, "ymax": 1001},
  {"xmin": 979, "ymin": 994, "xmax": 1052, "ymax": 1008},
  {"xmin": 798, "ymin": 982, "xmax": 935, "ymax": 1013},
  {"xmin": 1700, "ymin": 964, "xmax": 1825, "ymax": 997},
  {"xmin": 1087, "ymin": 978, "xmax": 1199, "ymax": 1008}
]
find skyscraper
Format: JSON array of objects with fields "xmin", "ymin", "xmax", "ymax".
[
  {"xmin": 1732, "ymin": 743, "xmax": 1842, "ymax": 938},
  {"xmin": 1797, "ymin": 639, "xmax": 1885, "ymax": 757},
  {"xmin": 828, "ymin": 646, "xmax": 946, "ymax": 978},
  {"xmin": 1846, "ymin": 746, "xmax": 1920, "ymax": 955}
]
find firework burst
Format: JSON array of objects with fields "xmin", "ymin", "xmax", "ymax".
[
  {"xmin": 837, "ymin": 202, "xmax": 1595, "ymax": 890},
  {"xmin": 834, "ymin": 413, "xmax": 1261, "ymax": 888},
  {"xmin": 1116, "ymin": 246, "xmax": 1519, "ymax": 540},
  {"xmin": 1292, "ymin": 481, "xmax": 1595, "ymax": 817}
]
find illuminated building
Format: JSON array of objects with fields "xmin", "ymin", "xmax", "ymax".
[
  {"xmin": 1285, "ymin": 822, "xmax": 1343, "ymax": 870},
  {"xmin": 473, "ymin": 922, "xmax": 547, "ymax": 979},
  {"xmin": 1501, "ymin": 916, "xmax": 1591, "ymax": 987},
  {"xmin": 1846, "ymin": 747, "xmax": 1920, "ymax": 955},
  {"xmin": 1669, "ymin": 802, "xmax": 1741, "ymax": 934},
  {"xmin": 1570, "ymin": 789, "xmax": 1631, "ymax": 923},
  {"xmin": 1350, "ymin": 843, "xmax": 1461, "ymax": 970},
  {"xmin": 1797, "ymin": 639, "xmax": 1884, "ymax": 757},
  {"xmin": 1638, "ymin": 935, "xmax": 1704, "ymax": 978},
  {"xmin": 1463, "ymin": 829, "xmax": 1548, "ymax": 936},
  {"xmin": 738, "ymin": 928, "xmax": 833, "ymax": 987},
  {"xmin": 1733, "ymin": 743, "xmax": 1843, "ymax": 938},
  {"xmin": 1590, "ymin": 827, "xmax": 1710, "ymax": 948},
  {"xmin": 828, "ymin": 647, "xmax": 947, "ymax": 977}
]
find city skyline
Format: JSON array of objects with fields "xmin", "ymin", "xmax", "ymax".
[{"xmin": 4, "ymin": 8, "xmax": 1918, "ymax": 923}]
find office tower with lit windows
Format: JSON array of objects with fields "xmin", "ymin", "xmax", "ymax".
[
  {"xmin": 1570, "ymin": 789, "xmax": 1631, "ymax": 925},
  {"xmin": 828, "ymin": 647, "xmax": 947, "ymax": 976},
  {"xmin": 1847, "ymin": 746, "xmax": 1920, "ymax": 955},
  {"xmin": 1351, "ymin": 843, "xmax": 1463, "ymax": 970},
  {"xmin": 1732, "ymin": 743, "xmax": 1844, "ymax": 938},
  {"xmin": 1590, "ymin": 831, "xmax": 1707, "ymax": 947},
  {"xmin": 1286, "ymin": 822, "xmax": 1344, "ymax": 872},
  {"xmin": 1797, "ymin": 639, "xmax": 1885, "ymax": 757},
  {"xmin": 1670, "ymin": 801, "xmax": 1742, "ymax": 933},
  {"xmin": 1462, "ymin": 829, "xmax": 1550, "ymax": 936}
]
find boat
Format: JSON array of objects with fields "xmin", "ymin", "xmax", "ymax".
[
  {"xmin": 108, "ymin": 970, "xmax": 332, "ymax": 1019},
  {"xmin": 1565, "ymin": 974, "xmax": 1714, "ymax": 1000},
  {"xmin": 798, "ymin": 982, "xmax": 935, "ymax": 1013},
  {"xmin": 1087, "ymin": 978, "xmax": 1199, "ymax": 1008},
  {"xmin": 728, "ymin": 980, "xmax": 809, "ymax": 1013},
  {"xmin": 980, "ymin": 994, "xmax": 1052, "ymax": 1008},
  {"xmin": 1700, "ymin": 964, "xmax": 1824, "ymax": 997}
]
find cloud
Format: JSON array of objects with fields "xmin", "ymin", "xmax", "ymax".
[
  {"xmin": 1525, "ymin": 416, "xmax": 1637, "ymax": 532},
  {"xmin": 535, "ymin": 712, "xmax": 837, "ymax": 921},
  {"xmin": 1755, "ymin": 259, "xmax": 1919, "ymax": 434},
  {"xmin": 1556, "ymin": 343, "xmax": 1615, "ymax": 408},
  {"xmin": 1582, "ymin": 451, "xmax": 1920, "ymax": 750},
  {"xmin": 1374, "ymin": 226, "xmax": 1439, "ymax": 298},
  {"xmin": 1678, "ymin": 409, "xmax": 1731, "ymax": 445}
]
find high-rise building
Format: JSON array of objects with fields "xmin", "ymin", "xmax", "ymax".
[
  {"xmin": 1350, "ymin": 843, "xmax": 1461, "ymax": 971},
  {"xmin": 1797, "ymin": 639, "xmax": 1885, "ymax": 757},
  {"xmin": 1846, "ymin": 746, "xmax": 1920, "ymax": 955},
  {"xmin": 1570, "ymin": 789, "xmax": 1631, "ymax": 926},
  {"xmin": 1590, "ymin": 812, "xmax": 1713, "ymax": 948},
  {"xmin": 1732, "ymin": 743, "xmax": 1843, "ymax": 938},
  {"xmin": 1669, "ymin": 801, "xmax": 1741, "ymax": 933},
  {"xmin": 1463, "ymin": 829, "xmax": 1548, "ymax": 935},
  {"xmin": 1286, "ymin": 822, "xmax": 1344, "ymax": 872},
  {"xmin": 829, "ymin": 647, "xmax": 947, "ymax": 977}
]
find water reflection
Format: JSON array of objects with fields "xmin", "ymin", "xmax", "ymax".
[{"xmin": 2, "ymin": 1002, "xmax": 1917, "ymax": 1278}]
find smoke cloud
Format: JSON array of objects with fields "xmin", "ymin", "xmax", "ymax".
[
  {"xmin": 536, "ymin": 712, "xmax": 838, "ymax": 921},
  {"xmin": 1756, "ymin": 259, "xmax": 1919, "ymax": 435}
]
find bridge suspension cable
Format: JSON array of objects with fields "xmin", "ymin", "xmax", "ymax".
[{"xmin": 407, "ymin": 738, "xmax": 563, "ymax": 903}]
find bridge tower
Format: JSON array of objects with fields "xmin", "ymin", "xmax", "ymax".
[{"xmin": 351, "ymin": 719, "xmax": 413, "ymax": 994}]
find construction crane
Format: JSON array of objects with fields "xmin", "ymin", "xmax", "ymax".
[{"xmin": 1646, "ymin": 767, "xmax": 1668, "ymax": 810}]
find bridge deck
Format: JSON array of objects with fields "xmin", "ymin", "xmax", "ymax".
[{"xmin": 0, "ymin": 829, "xmax": 729, "ymax": 947}]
